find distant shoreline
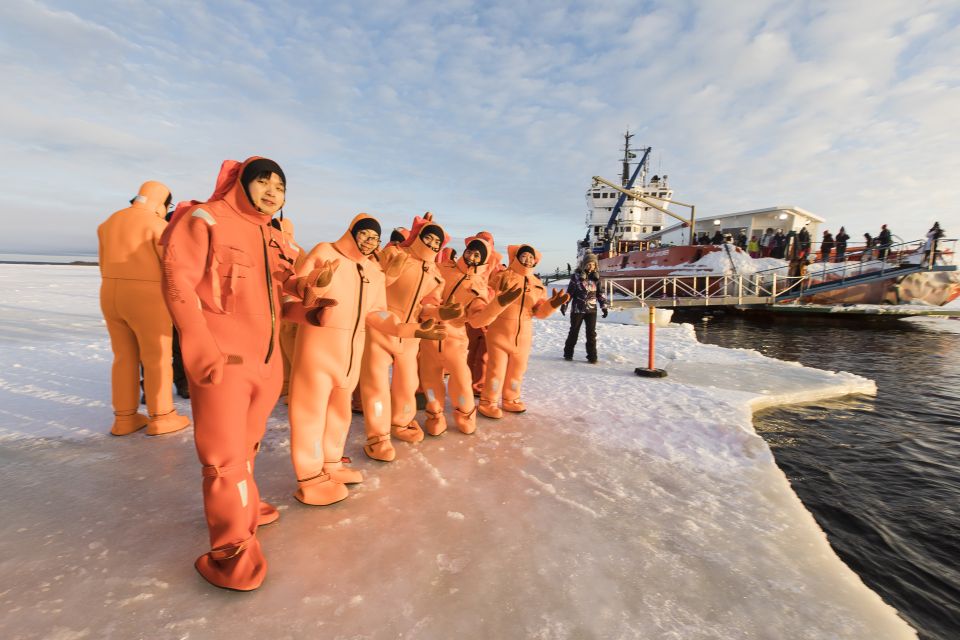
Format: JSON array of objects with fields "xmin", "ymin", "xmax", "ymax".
[{"xmin": 0, "ymin": 260, "xmax": 98, "ymax": 266}]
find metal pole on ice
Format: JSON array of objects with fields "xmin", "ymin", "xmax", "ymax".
[{"xmin": 635, "ymin": 305, "xmax": 667, "ymax": 378}]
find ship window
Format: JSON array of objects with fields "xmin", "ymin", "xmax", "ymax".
[
  {"xmin": 643, "ymin": 227, "xmax": 648, "ymax": 233},
  {"xmin": 593, "ymin": 192, "xmax": 601, "ymax": 198},
  {"xmin": 653, "ymin": 226, "xmax": 661, "ymax": 231}
]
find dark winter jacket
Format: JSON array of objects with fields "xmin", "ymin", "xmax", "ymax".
[{"xmin": 562, "ymin": 270, "xmax": 608, "ymax": 315}]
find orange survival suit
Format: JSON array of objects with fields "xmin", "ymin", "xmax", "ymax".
[
  {"xmin": 478, "ymin": 245, "xmax": 568, "ymax": 419},
  {"xmin": 162, "ymin": 157, "xmax": 310, "ymax": 591},
  {"xmin": 98, "ymin": 181, "xmax": 191, "ymax": 436},
  {"xmin": 288, "ymin": 214, "xmax": 445, "ymax": 504},
  {"xmin": 277, "ymin": 217, "xmax": 304, "ymax": 399},
  {"xmin": 358, "ymin": 214, "xmax": 450, "ymax": 461},
  {"xmin": 467, "ymin": 231, "xmax": 504, "ymax": 395},
  {"xmin": 419, "ymin": 235, "xmax": 511, "ymax": 435}
]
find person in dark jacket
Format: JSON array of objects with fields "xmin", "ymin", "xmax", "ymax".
[
  {"xmin": 878, "ymin": 224, "xmax": 893, "ymax": 260},
  {"xmin": 797, "ymin": 225, "xmax": 811, "ymax": 259},
  {"xmin": 561, "ymin": 253, "xmax": 609, "ymax": 364},
  {"xmin": 861, "ymin": 232, "xmax": 874, "ymax": 261},
  {"xmin": 835, "ymin": 227, "xmax": 849, "ymax": 262},
  {"xmin": 820, "ymin": 230, "xmax": 834, "ymax": 263}
]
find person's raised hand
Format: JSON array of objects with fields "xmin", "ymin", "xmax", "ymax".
[
  {"xmin": 310, "ymin": 259, "xmax": 340, "ymax": 289},
  {"xmin": 382, "ymin": 251, "xmax": 407, "ymax": 279},
  {"xmin": 414, "ymin": 318, "xmax": 447, "ymax": 341},
  {"xmin": 496, "ymin": 279, "xmax": 523, "ymax": 306},
  {"xmin": 548, "ymin": 288, "xmax": 570, "ymax": 309},
  {"xmin": 438, "ymin": 302, "xmax": 462, "ymax": 320}
]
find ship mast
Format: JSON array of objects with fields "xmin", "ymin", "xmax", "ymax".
[{"xmin": 621, "ymin": 130, "xmax": 634, "ymax": 186}]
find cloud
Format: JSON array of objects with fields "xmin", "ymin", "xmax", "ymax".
[{"xmin": 0, "ymin": 0, "xmax": 958, "ymax": 266}]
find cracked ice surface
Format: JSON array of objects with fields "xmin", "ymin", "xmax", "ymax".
[{"xmin": 0, "ymin": 264, "xmax": 916, "ymax": 639}]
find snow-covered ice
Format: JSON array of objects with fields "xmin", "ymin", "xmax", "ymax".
[{"xmin": 0, "ymin": 264, "xmax": 917, "ymax": 639}]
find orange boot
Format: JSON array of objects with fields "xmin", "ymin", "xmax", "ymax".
[
  {"xmin": 110, "ymin": 411, "xmax": 149, "ymax": 436},
  {"xmin": 295, "ymin": 472, "xmax": 349, "ymax": 506},
  {"xmin": 365, "ymin": 434, "xmax": 396, "ymax": 462},
  {"xmin": 453, "ymin": 405, "xmax": 477, "ymax": 434},
  {"xmin": 392, "ymin": 419, "xmax": 425, "ymax": 442},
  {"xmin": 146, "ymin": 409, "xmax": 191, "ymax": 435},
  {"xmin": 424, "ymin": 407, "xmax": 447, "ymax": 436}
]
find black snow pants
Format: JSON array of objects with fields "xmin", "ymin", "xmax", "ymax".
[{"xmin": 563, "ymin": 311, "xmax": 598, "ymax": 362}]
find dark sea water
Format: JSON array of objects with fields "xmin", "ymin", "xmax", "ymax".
[{"xmin": 689, "ymin": 313, "xmax": 960, "ymax": 640}]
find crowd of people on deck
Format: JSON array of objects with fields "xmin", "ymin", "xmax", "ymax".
[
  {"xmin": 97, "ymin": 157, "xmax": 578, "ymax": 591},
  {"xmin": 698, "ymin": 221, "xmax": 947, "ymax": 268}
]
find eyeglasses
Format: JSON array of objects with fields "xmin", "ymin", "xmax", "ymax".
[{"xmin": 355, "ymin": 231, "xmax": 380, "ymax": 246}]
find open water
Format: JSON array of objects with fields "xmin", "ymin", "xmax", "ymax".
[{"xmin": 691, "ymin": 313, "xmax": 960, "ymax": 640}]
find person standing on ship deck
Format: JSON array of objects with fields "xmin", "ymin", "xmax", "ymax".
[
  {"xmin": 835, "ymin": 227, "xmax": 849, "ymax": 263},
  {"xmin": 820, "ymin": 230, "xmax": 834, "ymax": 263}
]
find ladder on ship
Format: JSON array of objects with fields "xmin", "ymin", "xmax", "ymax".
[{"xmin": 601, "ymin": 238, "xmax": 957, "ymax": 308}]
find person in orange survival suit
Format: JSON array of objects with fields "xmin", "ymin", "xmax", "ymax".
[
  {"xmin": 358, "ymin": 213, "xmax": 462, "ymax": 461},
  {"xmin": 288, "ymin": 214, "xmax": 447, "ymax": 504},
  {"xmin": 419, "ymin": 236, "xmax": 522, "ymax": 435},
  {"xmin": 478, "ymin": 245, "xmax": 569, "ymax": 419},
  {"xmin": 98, "ymin": 181, "xmax": 191, "ymax": 436},
  {"xmin": 162, "ymin": 157, "xmax": 332, "ymax": 591},
  {"xmin": 350, "ymin": 226, "xmax": 410, "ymax": 415},
  {"xmin": 467, "ymin": 230, "xmax": 504, "ymax": 396},
  {"xmin": 275, "ymin": 216, "xmax": 304, "ymax": 402}
]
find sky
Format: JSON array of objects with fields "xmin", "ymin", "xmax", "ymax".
[{"xmin": 1, "ymin": 0, "xmax": 959, "ymax": 270}]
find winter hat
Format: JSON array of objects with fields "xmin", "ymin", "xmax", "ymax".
[
  {"xmin": 241, "ymin": 158, "xmax": 286, "ymax": 205},
  {"xmin": 465, "ymin": 239, "xmax": 488, "ymax": 264},
  {"xmin": 581, "ymin": 252, "xmax": 599, "ymax": 269},
  {"xmin": 420, "ymin": 224, "xmax": 444, "ymax": 243},
  {"xmin": 516, "ymin": 246, "xmax": 535, "ymax": 261},
  {"xmin": 351, "ymin": 216, "xmax": 381, "ymax": 239}
]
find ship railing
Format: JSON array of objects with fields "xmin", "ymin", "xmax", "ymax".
[
  {"xmin": 602, "ymin": 273, "xmax": 806, "ymax": 306},
  {"xmin": 749, "ymin": 237, "xmax": 957, "ymax": 299},
  {"xmin": 797, "ymin": 236, "xmax": 954, "ymax": 267}
]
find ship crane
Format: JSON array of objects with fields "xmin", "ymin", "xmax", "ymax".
[{"xmin": 592, "ymin": 175, "xmax": 697, "ymax": 248}]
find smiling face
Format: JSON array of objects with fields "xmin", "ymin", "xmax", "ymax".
[
  {"xmin": 462, "ymin": 248, "xmax": 483, "ymax": 266},
  {"xmin": 517, "ymin": 251, "xmax": 536, "ymax": 268},
  {"xmin": 246, "ymin": 172, "xmax": 286, "ymax": 215},
  {"xmin": 420, "ymin": 232, "xmax": 442, "ymax": 252},
  {"xmin": 354, "ymin": 228, "xmax": 380, "ymax": 256}
]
